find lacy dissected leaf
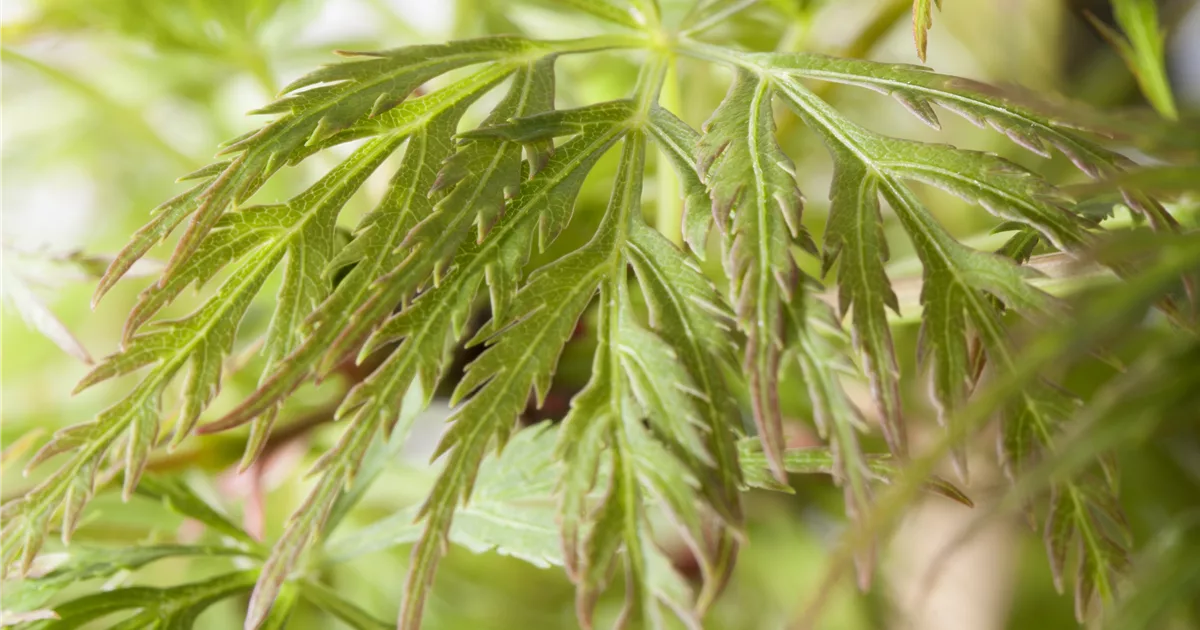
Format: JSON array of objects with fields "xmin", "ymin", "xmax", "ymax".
[
  {"xmin": 912, "ymin": 0, "xmax": 942, "ymax": 62},
  {"xmin": 755, "ymin": 50, "xmax": 1180, "ymax": 228},
  {"xmin": 866, "ymin": 138, "xmax": 1086, "ymax": 251},
  {"xmin": 1, "ymin": 64, "xmax": 543, "ymax": 576},
  {"xmin": 696, "ymin": 69, "xmax": 812, "ymax": 483},
  {"xmin": 239, "ymin": 67, "xmax": 514, "ymax": 466},
  {"xmin": 770, "ymin": 82, "xmax": 1089, "ymax": 250},
  {"xmin": 395, "ymin": 109, "xmax": 642, "ymax": 630},
  {"xmin": 23, "ymin": 570, "xmax": 258, "ymax": 630},
  {"xmin": 236, "ymin": 103, "xmax": 634, "ymax": 630},
  {"xmin": 558, "ymin": 288, "xmax": 705, "ymax": 630},
  {"xmin": 550, "ymin": 130, "xmax": 729, "ymax": 628},
  {"xmin": 821, "ymin": 153, "xmax": 905, "ymax": 456},
  {"xmin": 769, "ymin": 75, "xmax": 1077, "ymax": 474},
  {"xmin": 93, "ymin": 37, "xmax": 555, "ymax": 301},
  {"xmin": 2, "ymin": 249, "xmax": 274, "ymax": 572},
  {"xmin": 27, "ymin": 10, "xmax": 1189, "ymax": 630},
  {"xmin": 883, "ymin": 182, "xmax": 1056, "ymax": 476},
  {"xmin": 626, "ymin": 220, "xmax": 742, "ymax": 512},
  {"xmin": 212, "ymin": 98, "xmax": 627, "ymax": 439},
  {"xmin": 2, "ymin": 107, "xmax": 438, "ymax": 573},
  {"xmin": 132, "ymin": 69, "xmax": 555, "ymax": 629},
  {"xmin": 753, "ymin": 52, "xmax": 1129, "ymax": 175},
  {"xmin": 635, "ymin": 111, "xmax": 751, "ymax": 576},
  {"xmin": 614, "ymin": 300, "xmax": 724, "ymax": 605},
  {"xmin": 191, "ymin": 65, "xmax": 518, "ymax": 437}
]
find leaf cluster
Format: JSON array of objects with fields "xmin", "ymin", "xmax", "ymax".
[{"xmin": 5, "ymin": 1, "xmax": 1197, "ymax": 629}]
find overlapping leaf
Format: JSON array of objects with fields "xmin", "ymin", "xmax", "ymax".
[
  {"xmin": 770, "ymin": 74, "xmax": 1078, "ymax": 470},
  {"xmin": 12, "ymin": 9, "xmax": 1186, "ymax": 630},
  {"xmin": 391, "ymin": 105, "xmax": 642, "ymax": 630},
  {"xmin": 555, "ymin": 227, "xmax": 709, "ymax": 630},
  {"xmin": 94, "ymin": 36, "xmax": 553, "ymax": 300},
  {"xmin": 1, "ymin": 32, "xmax": 644, "ymax": 594}
]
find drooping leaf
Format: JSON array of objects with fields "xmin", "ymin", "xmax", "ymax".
[
  {"xmin": 695, "ymin": 69, "xmax": 813, "ymax": 482},
  {"xmin": 773, "ymin": 73, "xmax": 1072, "ymax": 475},
  {"xmin": 397, "ymin": 107, "xmax": 642, "ymax": 630},
  {"xmin": 821, "ymin": 153, "xmax": 905, "ymax": 457}
]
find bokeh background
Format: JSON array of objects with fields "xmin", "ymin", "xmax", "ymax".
[{"xmin": 4, "ymin": 1, "xmax": 1200, "ymax": 628}]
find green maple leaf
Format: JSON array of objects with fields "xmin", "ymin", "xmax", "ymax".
[{"xmin": 695, "ymin": 69, "xmax": 815, "ymax": 482}]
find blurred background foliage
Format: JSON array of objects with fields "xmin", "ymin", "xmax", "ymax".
[{"xmin": 2, "ymin": 0, "xmax": 1199, "ymax": 628}]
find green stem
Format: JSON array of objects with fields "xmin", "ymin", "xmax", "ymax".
[
  {"xmin": 300, "ymin": 580, "xmax": 392, "ymax": 630},
  {"xmin": 834, "ymin": 0, "xmax": 912, "ymax": 62},
  {"xmin": 550, "ymin": 33, "xmax": 654, "ymax": 56}
]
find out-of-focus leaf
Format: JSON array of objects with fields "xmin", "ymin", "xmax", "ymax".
[
  {"xmin": 1088, "ymin": 0, "xmax": 1178, "ymax": 120},
  {"xmin": 736, "ymin": 439, "xmax": 972, "ymax": 507},
  {"xmin": 327, "ymin": 424, "xmax": 561, "ymax": 567},
  {"xmin": 298, "ymin": 581, "xmax": 391, "ymax": 630},
  {"xmin": 912, "ymin": 0, "xmax": 942, "ymax": 62},
  {"xmin": 24, "ymin": 570, "xmax": 258, "ymax": 630},
  {"xmin": 1, "ymin": 544, "xmax": 250, "ymax": 615},
  {"xmin": 0, "ymin": 246, "xmax": 123, "ymax": 365},
  {"xmin": 1066, "ymin": 166, "xmax": 1200, "ymax": 197},
  {"xmin": 134, "ymin": 476, "xmax": 258, "ymax": 547}
]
